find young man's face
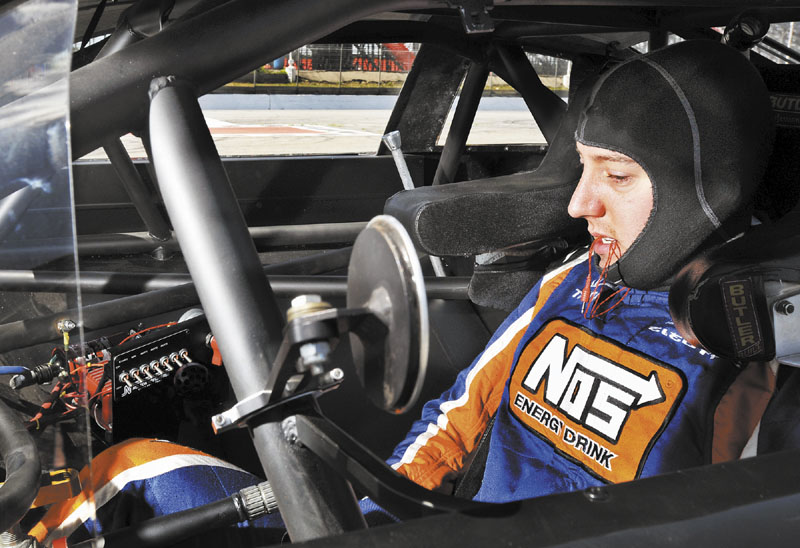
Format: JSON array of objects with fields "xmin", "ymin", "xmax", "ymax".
[{"xmin": 568, "ymin": 142, "xmax": 654, "ymax": 266}]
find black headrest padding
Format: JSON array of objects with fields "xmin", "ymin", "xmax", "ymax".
[
  {"xmin": 385, "ymin": 172, "xmax": 581, "ymax": 256},
  {"xmin": 384, "ymin": 74, "xmax": 593, "ymax": 257}
]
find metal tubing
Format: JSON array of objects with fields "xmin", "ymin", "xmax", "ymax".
[
  {"xmin": 0, "ymin": 271, "xmax": 469, "ymax": 299},
  {"xmin": 431, "ymin": 61, "xmax": 489, "ymax": 186},
  {"xmin": 148, "ymin": 76, "xmax": 364, "ymax": 540},
  {"xmin": 381, "ymin": 130, "xmax": 446, "ymax": 277},
  {"xmin": 95, "ymin": 9, "xmax": 145, "ymax": 59},
  {"xmin": 260, "ymin": 246, "xmax": 354, "ymax": 276},
  {"xmin": 266, "ymin": 275, "xmax": 468, "ymax": 299},
  {"xmin": 95, "ymin": 0, "xmax": 172, "ymax": 246},
  {"xmin": 95, "ymin": 0, "xmax": 179, "ymax": 60},
  {"xmin": 248, "ymin": 222, "xmax": 367, "ymax": 248},
  {"xmin": 76, "ymin": 231, "xmax": 173, "ymax": 255},
  {"xmin": 761, "ymin": 35, "xmax": 800, "ymax": 63},
  {"xmin": 0, "ymin": 270, "xmax": 467, "ymax": 354},
  {"xmin": 147, "ymin": 72, "xmax": 285, "ymax": 436},
  {"xmin": 177, "ymin": 0, "xmax": 231, "ymax": 21},
  {"xmin": 70, "ymin": 0, "xmax": 444, "ymax": 159},
  {"xmin": 0, "ymin": 246, "xmax": 358, "ymax": 294},
  {"xmin": 494, "ymin": 44, "xmax": 567, "ymax": 144},
  {"xmin": 75, "ymin": 221, "xmax": 365, "ymax": 254},
  {"xmin": 0, "ymin": 222, "xmax": 367, "ymax": 259},
  {"xmin": 382, "ymin": 131, "xmax": 416, "ymax": 191},
  {"xmin": 104, "ymin": 138, "xmax": 171, "ymax": 240}
]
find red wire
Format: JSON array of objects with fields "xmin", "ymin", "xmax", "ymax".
[
  {"xmin": 118, "ymin": 323, "xmax": 177, "ymax": 346},
  {"xmin": 28, "ymin": 381, "xmax": 66, "ymax": 427},
  {"xmin": 26, "ymin": 355, "xmax": 113, "ymax": 430},
  {"xmin": 89, "ymin": 385, "xmax": 112, "ymax": 401},
  {"xmin": 582, "ymin": 238, "xmax": 630, "ymax": 320}
]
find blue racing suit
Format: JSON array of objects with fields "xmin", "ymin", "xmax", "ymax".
[{"xmin": 388, "ymin": 252, "xmax": 743, "ymax": 501}]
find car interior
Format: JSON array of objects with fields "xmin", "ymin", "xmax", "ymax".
[{"xmin": 2, "ymin": 1, "xmax": 800, "ymax": 546}]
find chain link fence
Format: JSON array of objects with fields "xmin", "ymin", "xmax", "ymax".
[
  {"xmin": 292, "ymin": 43, "xmax": 417, "ymax": 89},
  {"xmin": 224, "ymin": 43, "xmax": 571, "ymax": 95}
]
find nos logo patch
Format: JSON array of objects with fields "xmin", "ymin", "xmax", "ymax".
[{"xmin": 509, "ymin": 318, "xmax": 686, "ymax": 483}]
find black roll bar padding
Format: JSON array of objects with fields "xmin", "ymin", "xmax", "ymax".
[
  {"xmin": 378, "ymin": 42, "xmax": 471, "ymax": 155},
  {"xmin": 147, "ymin": 75, "xmax": 365, "ymax": 541},
  {"xmin": 69, "ymin": 0, "xmax": 447, "ymax": 159},
  {"xmin": 0, "ymin": 398, "xmax": 41, "ymax": 532}
]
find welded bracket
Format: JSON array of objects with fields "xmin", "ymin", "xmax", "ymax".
[
  {"xmin": 452, "ymin": 0, "xmax": 494, "ymax": 34},
  {"xmin": 210, "ymin": 307, "xmax": 375, "ymax": 434},
  {"xmin": 768, "ymin": 282, "xmax": 800, "ymax": 366}
]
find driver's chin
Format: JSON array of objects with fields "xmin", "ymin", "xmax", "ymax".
[{"xmin": 597, "ymin": 251, "xmax": 618, "ymax": 268}]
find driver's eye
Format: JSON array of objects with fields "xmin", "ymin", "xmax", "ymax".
[{"xmin": 606, "ymin": 171, "xmax": 630, "ymax": 183}]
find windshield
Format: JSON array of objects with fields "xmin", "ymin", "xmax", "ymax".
[{"xmin": 0, "ymin": 0, "xmax": 90, "ymax": 536}]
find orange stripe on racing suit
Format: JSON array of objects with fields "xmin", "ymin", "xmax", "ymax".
[
  {"xmin": 30, "ymin": 439, "xmax": 240, "ymax": 543},
  {"xmin": 388, "ymin": 254, "xmax": 581, "ymax": 490}
]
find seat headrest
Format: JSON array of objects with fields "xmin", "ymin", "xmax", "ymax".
[{"xmin": 384, "ymin": 71, "xmax": 596, "ymax": 257}]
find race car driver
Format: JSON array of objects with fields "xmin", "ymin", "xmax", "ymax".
[
  {"xmin": 387, "ymin": 38, "xmax": 775, "ymax": 500},
  {"xmin": 31, "ymin": 38, "xmax": 776, "ymax": 543}
]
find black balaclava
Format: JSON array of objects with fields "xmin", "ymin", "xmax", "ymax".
[{"xmin": 575, "ymin": 40, "xmax": 775, "ymax": 290}]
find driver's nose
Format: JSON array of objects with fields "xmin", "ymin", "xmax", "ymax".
[{"xmin": 567, "ymin": 172, "xmax": 604, "ymax": 220}]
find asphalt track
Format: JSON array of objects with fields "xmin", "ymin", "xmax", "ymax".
[{"xmin": 80, "ymin": 94, "xmax": 547, "ymax": 160}]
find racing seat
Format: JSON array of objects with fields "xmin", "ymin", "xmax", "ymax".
[{"xmin": 384, "ymin": 72, "xmax": 594, "ymax": 311}]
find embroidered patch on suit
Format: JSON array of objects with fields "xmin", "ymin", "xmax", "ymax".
[{"xmin": 509, "ymin": 318, "xmax": 686, "ymax": 483}]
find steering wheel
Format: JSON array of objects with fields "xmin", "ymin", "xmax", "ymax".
[{"xmin": 0, "ymin": 398, "xmax": 41, "ymax": 532}]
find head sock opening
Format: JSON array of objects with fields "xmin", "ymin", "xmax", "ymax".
[{"xmin": 576, "ymin": 40, "xmax": 775, "ymax": 289}]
